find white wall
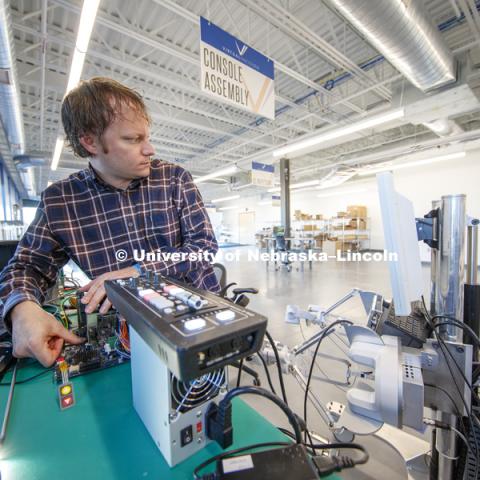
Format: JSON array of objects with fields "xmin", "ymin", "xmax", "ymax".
[
  {"xmin": 217, "ymin": 148, "xmax": 480, "ymax": 249},
  {"xmin": 218, "ymin": 196, "xmax": 281, "ymax": 244}
]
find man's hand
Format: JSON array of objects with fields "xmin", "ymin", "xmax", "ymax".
[
  {"xmin": 11, "ymin": 301, "xmax": 85, "ymax": 367},
  {"xmin": 79, "ymin": 266, "xmax": 139, "ymax": 314}
]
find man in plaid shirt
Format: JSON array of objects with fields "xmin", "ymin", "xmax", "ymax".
[{"xmin": 0, "ymin": 77, "xmax": 220, "ymax": 367}]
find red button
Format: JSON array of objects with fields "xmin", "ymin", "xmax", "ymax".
[{"xmin": 196, "ymin": 422, "xmax": 202, "ymax": 433}]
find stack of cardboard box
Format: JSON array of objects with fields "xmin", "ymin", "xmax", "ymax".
[{"xmin": 330, "ymin": 205, "xmax": 368, "ymax": 252}]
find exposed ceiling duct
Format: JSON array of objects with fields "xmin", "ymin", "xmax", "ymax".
[
  {"xmin": 0, "ymin": 0, "xmax": 29, "ymax": 197},
  {"xmin": 14, "ymin": 154, "xmax": 48, "ymax": 168},
  {"xmin": 329, "ymin": 0, "xmax": 457, "ymax": 92},
  {"xmin": 0, "ymin": 0, "xmax": 24, "ymax": 155}
]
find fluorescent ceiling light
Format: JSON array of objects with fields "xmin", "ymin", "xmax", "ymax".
[
  {"xmin": 66, "ymin": 0, "xmax": 101, "ymax": 94},
  {"xmin": 317, "ymin": 188, "xmax": 368, "ymax": 198},
  {"xmin": 273, "ymin": 108, "xmax": 404, "ymax": 158},
  {"xmin": 235, "ymin": 183, "xmax": 253, "ymax": 190},
  {"xmin": 291, "ymin": 186, "xmax": 321, "ymax": 194},
  {"xmin": 267, "ymin": 179, "xmax": 320, "ymax": 193},
  {"xmin": 51, "ymin": 0, "xmax": 100, "ymax": 171},
  {"xmin": 211, "ymin": 195, "xmax": 240, "ymax": 203},
  {"xmin": 194, "ymin": 165, "xmax": 238, "ymax": 184},
  {"xmin": 358, "ymin": 151, "xmax": 466, "ymax": 176},
  {"xmin": 316, "ymin": 171, "xmax": 356, "ymax": 190},
  {"xmin": 218, "ymin": 205, "xmax": 238, "ymax": 211},
  {"xmin": 51, "ymin": 137, "xmax": 64, "ymax": 171}
]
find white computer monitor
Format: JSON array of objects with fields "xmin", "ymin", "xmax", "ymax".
[{"xmin": 377, "ymin": 172, "xmax": 424, "ymax": 315}]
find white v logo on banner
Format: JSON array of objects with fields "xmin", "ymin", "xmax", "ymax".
[{"xmin": 235, "ymin": 41, "xmax": 248, "ymax": 56}]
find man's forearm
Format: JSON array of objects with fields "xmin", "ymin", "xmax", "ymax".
[{"xmin": 1, "ymin": 291, "xmax": 42, "ymax": 331}]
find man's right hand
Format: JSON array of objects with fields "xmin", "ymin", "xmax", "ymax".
[{"xmin": 10, "ymin": 301, "xmax": 85, "ymax": 367}]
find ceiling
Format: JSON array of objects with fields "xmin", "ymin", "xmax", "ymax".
[{"xmin": 3, "ymin": 0, "xmax": 480, "ymax": 201}]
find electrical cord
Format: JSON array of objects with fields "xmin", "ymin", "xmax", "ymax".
[
  {"xmin": 303, "ymin": 320, "xmax": 353, "ymax": 451},
  {"xmin": 299, "ymin": 322, "xmax": 353, "ymax": 394},
  {"xmin": 430, "ymin": 322, "xmax": 479, "ymax": 403},
  {"xmin": 424, "ymin": 383, "xmax": 463, "ymax": 419},
  {"xmin": 256, "ymin": 352, "xmax": 277, "ymax": 396},
  {"xmin": 276, "ymin": 427, "xmax": 326, "ymax": 457},
  {"xmin": 236, "ymin": 359, "xmax": 243, "ymax": 387},
  {"xmin": 430, "ymin": 315, "xmax": 480, "ymax": 347},
  {"xmin": 421, "ymin": 297, "xmax": 479, "ymax": 479},
  {"xmin": 424, "ymin": 383, "xmax": 475, "ymax": 475},
  {"xmin": 309, "ymin": 441, "xmax": 369, "ymax": 463},
  {"xmin": 423, "ymin": 417, "xmax": 473, "ymax": 455},
  {"xmin": 425, "ymin": 312, "xmax": 480, "ymax": 404},
  {"xmin": 0, "ymin": 367, "xmax": 54, "ymax": 386},
  {"xmin": 220, "ymin": 386, "xmax": 302, "ymax": 443},
  {"xmin": 264, "ymin": 330, "xmax": 289, "ymax": 406},
  {"xmin": 193, "ymin": 438, "xmax": 369, "ymax": 479}
]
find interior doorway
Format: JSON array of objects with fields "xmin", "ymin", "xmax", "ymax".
[{"xmin": 238, "ymin": 211, "xmax": 256, "ymax": 245}]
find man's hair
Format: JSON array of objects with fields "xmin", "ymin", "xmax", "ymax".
[{"xmin": 61, "ymin": 77, "xmax": 150, "ymax": 157}]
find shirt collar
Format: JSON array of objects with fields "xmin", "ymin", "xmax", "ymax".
[{"xmin": 86, "ymin": 163, "xmax": 145, "ymax": 192}]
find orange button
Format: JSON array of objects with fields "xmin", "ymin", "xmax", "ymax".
[{"xmin": 196, "ymin": 422, "xmax": 202, "ymax": 433}]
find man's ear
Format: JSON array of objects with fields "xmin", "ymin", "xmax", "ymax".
[{"xmin": 79, "ymin": 133, "xmax": 99, "ymax": 156}]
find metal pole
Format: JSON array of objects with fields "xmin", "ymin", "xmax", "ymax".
[
  {"xmin": 280, "ymin": 157, "xmax": 291, "ymax": 248},
  {"xmin": 435, "ymin": 194, "xmax": 466, "ymax": 341},
  {"xmin": 466, "ymin": 222, "xmax": 478, "ymax": 285},
  {"xmin": 464, "ymin": 220, "xmax": 480, "ymax": 356},
  {"xmin": 431, "ymin": 194, "xmax": 466, "ymax": 480}
]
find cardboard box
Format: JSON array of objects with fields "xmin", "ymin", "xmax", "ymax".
[
  {"xmin": 315, "ymin": 214, "xmax": 323, "ymax": 220},
  {"xmin": 337, "ymin": 211, "xmax": 348, "ymax": 218},
  {"xmin": 303, "ymin": 225, "xmax": 317, "ymax": 231},
  {"xmin": 347, "ymin": 205, "xmax": 367, "ymax": 218},
  {"xmin": 349, "ymin": 218, "xmax": 367, "ymax": 229},
  {"xmin": 336, "ymin": 240, "xmax": 358, "ymax": 252}
]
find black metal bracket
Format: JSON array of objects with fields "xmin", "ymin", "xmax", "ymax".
[{"xmin": 416, "ymin": 208, "xmax": 439, "ymax": 249}]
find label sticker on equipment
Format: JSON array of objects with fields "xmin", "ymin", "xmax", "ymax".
[{"xmin": 222, "ymin": 455, "xmax": 254, "ymax": 473}]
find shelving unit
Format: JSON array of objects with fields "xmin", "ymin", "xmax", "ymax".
[
  {"xmin": 291, "ymin": 219, "xmax": 327, "ymax": 250},
  {"xmin": 327, "ymin": 216, "xmax": 370, "ymax": 252}
]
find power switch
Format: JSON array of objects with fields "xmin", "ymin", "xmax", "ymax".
[{"xmin": 180, "ymin": 425, "xmax": 193, "ymax": 447}]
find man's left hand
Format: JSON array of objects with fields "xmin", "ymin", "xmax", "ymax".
[{"xmin": 79, "ymin": 266, "xmax": 139, "ymax": 314}]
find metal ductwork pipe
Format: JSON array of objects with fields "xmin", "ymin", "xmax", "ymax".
[
  {"xmin": 329, "ymin": 0, "xmax": 457, "ymax": 92},
  {"xmin": 0, "ymin": 0, "xmax": 25, "ymax": 156},
  {"xmin": 18, "ymin": 168, "xmax": 35, "ymax": 197},
  {"xmin": 14, "ymin": 154, "xmax": 47, "ymax": 168}
]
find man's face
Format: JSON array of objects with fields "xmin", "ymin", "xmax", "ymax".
[{"xmin": 86, "ymin": 104, "xmax": 155, "ymax": 184}]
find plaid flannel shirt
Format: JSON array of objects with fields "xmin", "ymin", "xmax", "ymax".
[{"xmin": 0, "ymin": 159, "xmax": 219, "ymax": 326}]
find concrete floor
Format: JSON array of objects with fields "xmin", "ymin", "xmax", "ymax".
[{"xmin": 216, "ymin": 246, "xmax": 434, "ymax": 480}]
